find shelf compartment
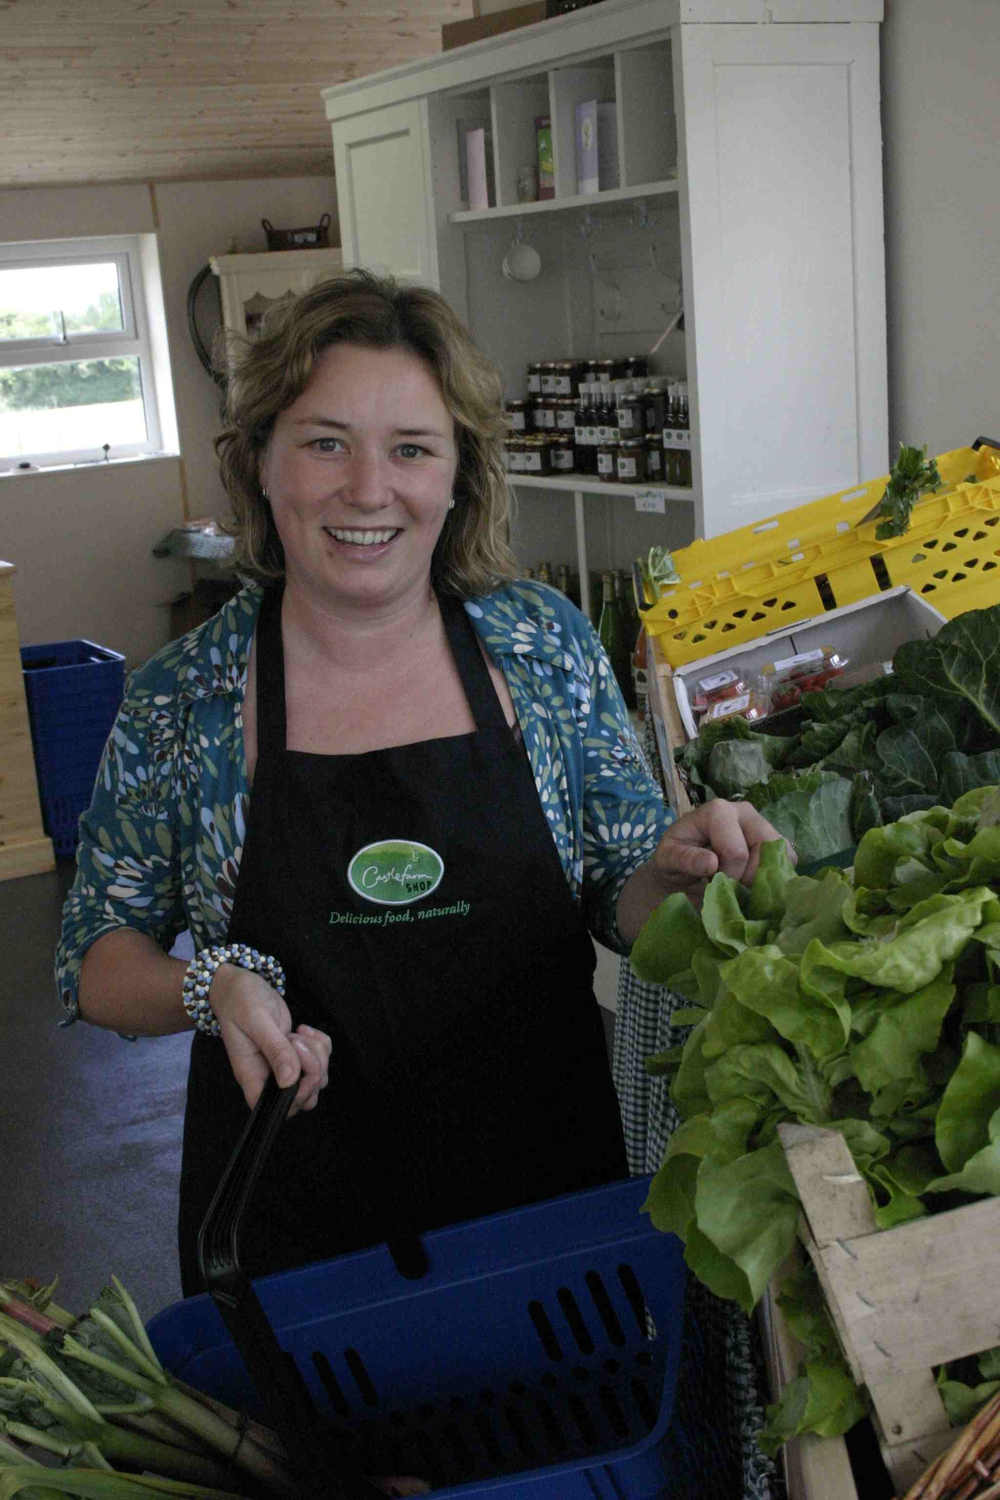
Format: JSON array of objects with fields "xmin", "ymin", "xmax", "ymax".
[
  {"xmin": 491, "ymin": 72, "xmax": 551, "ymax": 208},
  {"xmin": 616, "ymin": 40, "xmax": 676, "ymax": 188},
  {"xmin": 448, "ymin": 89, "xmax": 493, "ymax": 211},
  {"xmin": 549, "ymin": 56, "xmax": 617, "ymax": 198}
]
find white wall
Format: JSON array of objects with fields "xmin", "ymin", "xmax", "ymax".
[
  {"xmin": 0, "ymin": 176, "xmax": 337, "ymax": 665},
  {"xmin": 881, "ymin": 0, "xmax": 1000, "ymax": 456},
  {"xmin": 4, "ymin": 459, "xmax": 190, "ymax": 661}
]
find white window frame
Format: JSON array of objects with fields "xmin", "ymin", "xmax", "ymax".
[{"xmin": 0, "ymin": 234, "xmax": 167, "ymax": 470}]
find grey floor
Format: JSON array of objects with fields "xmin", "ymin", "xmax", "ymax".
[
  {"xmin": 1, "ymin": 860, "xmax": 617, "ymax": 1330},
  {"xmin": 1, "ymin": 859, "xmax": 189, "ymax": 1323}
]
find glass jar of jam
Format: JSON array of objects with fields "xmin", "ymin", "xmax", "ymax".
[
  {"xmin": 550, "ymin": 360, "xmax": 582, "ymax": 397},
  {"xmin": 549, "ymin": 434, "xmax": 575, "ymax": 473},
  {"xmin": 616, "ymin": 393, "xmax": 644, "ymax": 436},
  {"xmin": 644, "ymin": 436, "xmax": 664, "ymax": 483},
  {"xmin": 505, "ymin": 437, "xmax": 526, "ymax": 474},
  {"xmin": 539, "ymin": 362, "xmax": 559, "ymax": 396},
  {"xmin": 526, "ymin": 361, "xmax": 544, "ymax": 395},
  {"xmin": 616, "ymin": 438, "xmax": 647, "ymax": 484},
  {"xmin": 553, "ymin": 397, "xmax": 577, "ymax": 432},
  {"xmin": 596, "ymin": 438, "xmax": 619, "ymax": 481},
  {"xmin": 531, "ymin": 397, "xmax": 556, "ymax": 432},
  {"xmin": 506, "ymin": 398, "xmax": 529, "ymax": 433},
  {"xmin": 520, "ymin": 435, "xmax": 552, "ymax": 475}
]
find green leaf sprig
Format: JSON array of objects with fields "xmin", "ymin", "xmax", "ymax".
[{"xmin": 868, "ymin": 442, "xmax": 942, "ymax": 539}]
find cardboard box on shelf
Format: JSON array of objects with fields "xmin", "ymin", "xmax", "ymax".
[
  {"xmin": 575, "ymin": 99, "xmax": 618, "ymax": 194},
  {"xmin": 667, "ymin": 586, "xmax": 946, "ymax": 742},
  {"xmin": 442, "ymin": 3, "xmax": 547, "ymax": 50}
]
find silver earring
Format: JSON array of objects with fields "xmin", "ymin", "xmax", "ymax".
[
  {"xmin": 448, "ymin": 498, "xmax": 456, "ymax": 510},
  {"xmin": 261, "ymin": 487, "xmax": 269, "ymax": 501}
]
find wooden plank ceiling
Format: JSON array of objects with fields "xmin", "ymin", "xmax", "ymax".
[{"xmin": 0, "ymin": 0, "xmax": 473, "ymax": 188}]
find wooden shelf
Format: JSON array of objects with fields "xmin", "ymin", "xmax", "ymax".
[{"xmin": 450, "ymin": 178, "xmax": 679, "ymax": 226}]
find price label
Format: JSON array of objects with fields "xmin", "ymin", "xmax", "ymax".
[{"xmin": 634, "ymin": 488, "xmax": 667, "ymax": 514}]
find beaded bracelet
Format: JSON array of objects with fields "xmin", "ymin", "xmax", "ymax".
[{"xmin": 181, "ymin": 943, "xmax": 286, "ymax": 1037}]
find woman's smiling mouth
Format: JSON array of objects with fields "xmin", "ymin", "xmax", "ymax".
[{"xmin": 323, "ymin": 526, "xmax": 400, "ymax": 546}]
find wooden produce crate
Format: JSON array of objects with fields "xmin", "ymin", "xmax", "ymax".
[
  {"xmin": 758, "ymin": 1263, "xmax": 859, "ymax": 1500},
  {"xmin": 0, "ymin": 562, "xmax": 55, "ymax": 881},
  {"xmin": 778, "ymin": 1122, "xmax": 1000, "ymax": 1495}
]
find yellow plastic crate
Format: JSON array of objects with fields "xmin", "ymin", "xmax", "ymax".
[{"xmin": 643, "ymin": 443, "xmax": 1000, "ymax": 665}]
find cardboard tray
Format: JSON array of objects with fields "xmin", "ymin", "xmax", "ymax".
[{"xmin": 667, "ymin": 585, "xmax": 946, "ymax": 742}]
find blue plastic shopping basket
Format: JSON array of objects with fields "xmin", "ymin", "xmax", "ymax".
[{"xmin": 147, "ymin": 1079, "xmax": 691, "ymax": 1499}]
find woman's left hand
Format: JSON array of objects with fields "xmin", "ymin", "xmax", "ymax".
[{"xmin": 616, "ymin": 799, "xmax": 795, "ymax": 944}]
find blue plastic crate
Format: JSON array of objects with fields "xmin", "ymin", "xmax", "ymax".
[
  {"xmin": 20, "ymin": 638, "xmax": 124, "ymax": 856},
  {"xmin": 148, "ymin": 1175, "xmax": 694, "ymax": 1498}
]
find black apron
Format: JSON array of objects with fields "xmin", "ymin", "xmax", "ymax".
[{"xmin": 178, "ymin": 586, "xmax": 627, "ymax": 1294}]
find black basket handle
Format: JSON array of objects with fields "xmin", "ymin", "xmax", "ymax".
[
  {"xmin": 197, "ymin": 1076, "xmax": 385, "ymax": 1500},
  {"xmin": 972, "ymin": 435, "xmax": 1000, "ymax": 451}
]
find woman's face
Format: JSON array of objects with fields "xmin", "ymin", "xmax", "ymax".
[{"xmin": 259, "ymin": 341, "xmax": 459, "ymax": 616}]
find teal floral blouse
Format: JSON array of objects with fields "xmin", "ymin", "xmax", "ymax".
[{"xmin": 56, "ymin": 578, "xmax": 673, "ymax": 1019}]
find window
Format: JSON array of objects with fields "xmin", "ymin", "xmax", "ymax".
[{"xmin": 0, "ymin": 235, "xmax": 169, "ymax": 470}]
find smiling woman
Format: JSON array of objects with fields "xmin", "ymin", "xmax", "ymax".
[{"xmin": 58, "ymin": 269, "xmax": 784, "ymax": 1347}]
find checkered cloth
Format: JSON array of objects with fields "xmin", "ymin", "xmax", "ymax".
[{"xmin": 612, "ymin": 716, "xmax": 783, "ymax": 1499}]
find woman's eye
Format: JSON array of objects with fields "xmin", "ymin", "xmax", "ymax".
[
  {"xmin": 309, "ymin": 436, "xmax": 344, "ymax": 453},
  {"xmin": 397, "ymin": 442, "xmax": 428, "ymax": 460}
]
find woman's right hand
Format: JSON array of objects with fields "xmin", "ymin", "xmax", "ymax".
[{"xmin": 208, "ymin": 963, "xmax": 331, "ymax": 1115}]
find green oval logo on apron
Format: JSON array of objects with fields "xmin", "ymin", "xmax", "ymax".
[{"xmin": 347, "ymin": 840, "xmax": 445, "ymax": 906}]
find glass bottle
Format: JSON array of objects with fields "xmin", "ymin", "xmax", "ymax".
[
  {"xmin": 598, "ymin": 571, "xmax": 633, "ymax": 707},
  {"xmin": 631, "ymin": 622, "xmax": 649, "ymax": 723},
  {"xmin": 536, "ymin": 559, "xmax": 553, "ymax": 585},
  {"xmin": 573, "ymin": 386, "xmax": 593, "ymax": 475},
  {"xmin": 676, "ymin": 383, "xmax": 692, "ymax": 486},
  {"xmin": 615, "ymin": 567, "xmax": 640, "ymax": 643}
]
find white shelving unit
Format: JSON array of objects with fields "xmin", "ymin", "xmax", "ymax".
[
  {"xmin": 321, "ymin": 0, "xmax": 887, "ymax": 593},
  {"xmin": 508, "ymin": 472, "xmax": 694, "ymax": 617}
]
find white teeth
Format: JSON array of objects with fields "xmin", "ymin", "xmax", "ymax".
[{"xmin": 326, "ymin": 527, "xmax": 398, "ymax": 545}]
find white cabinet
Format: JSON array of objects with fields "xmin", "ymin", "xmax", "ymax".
[
  {"xmin": 322, "ymin": 0, "xmax": 887, "ymax": 597},
  {"xmin": 330, "ymin": 102, "xmax": 438, "ymax": 285},
  {"xmin": 210, "ymin": 247, "xmax": 344, "ymax": 341}
]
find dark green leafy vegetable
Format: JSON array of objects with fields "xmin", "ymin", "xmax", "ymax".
[
  {"xmin": 895, "ymin": 605, "xmax": 1000, "ymax": 738},
  {"xmin": 744, "ymin": 771, "xmax": 853, "ymax": 867}
]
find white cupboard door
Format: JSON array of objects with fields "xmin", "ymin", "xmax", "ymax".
[
  {"xmin": 677, "ymin": 22, "xmax": 888, "ymax": 537},
  {"xmin": 331, "ymin": 100, "xmax": 438, "ymax": 285}
]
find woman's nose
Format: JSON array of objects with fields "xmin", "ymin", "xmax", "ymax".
[{"xmin": 343, "ymin": 449, "xmax": 389, "ymax": 510}]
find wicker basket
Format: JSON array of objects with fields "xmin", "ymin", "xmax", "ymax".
[
  {"xmin": 898, "ymin": 1389, "xmax": 1000, "ymax": 1500},
  {"xmin": 261, "ymin": 212, "xmax": 331, "ymax": 250}
]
